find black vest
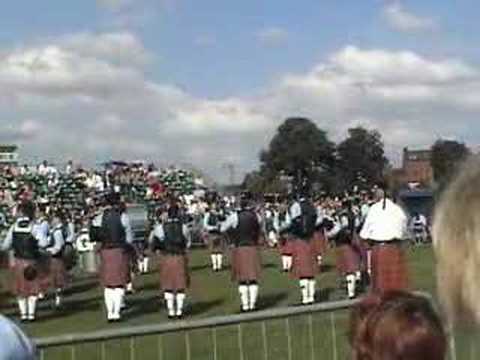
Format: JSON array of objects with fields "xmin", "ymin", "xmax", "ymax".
[
  {"xmin": 334, "ymin": 212, "xmax": 356, "ymax": 246},
  {"xmin": 291, "ymin": 201, "xmax": 317, "ymax": 241},
  {"xmin": 12, "ymin": 219, "xmax": 39, "ymax": 260},
  {"xmin": 100, "ymin": 209, "xmax": 126, "ymax": 248},
  {"xmin": 230, "ymin": 210, "xmax": 260, "ymax": 247},
  {"xmin": 163, "ymin": 220, "xmax": 187, "ymax": 255},
  {"xmin": 207, "ymin": 212, "xmax": 220, "ymax": 233}
]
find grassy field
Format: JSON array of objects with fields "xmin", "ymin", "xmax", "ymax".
[{"xmin": 0, "ymin": 246, "xmax": 438, "ymax": 359}]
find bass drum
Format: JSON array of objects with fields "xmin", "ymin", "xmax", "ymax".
[{"xmin": 83, "ymin": 250, "xmax": 98, "ymax": 274}]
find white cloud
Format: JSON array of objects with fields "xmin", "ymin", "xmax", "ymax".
[
  {"xmin": 383, "ymin": 2, "xmax": 437, "ymax": 33},
  {"xmin": 257, "ymin": 27, "xmax": 289, "ymax": 46},
  {"xmin": 2, "ymin": 32, "xmax": 480, "ymax": 180},
  {"xmin": 61, "ymin": 32, "xmax": 151, "ymax": 66}
]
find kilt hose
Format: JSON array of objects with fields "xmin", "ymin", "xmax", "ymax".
[
  {"xmin": 371, "ymin": 243, "xmax": 409, "ymax": 294},
  {"xmin": 291, "ymin": 238, "xmax": 317, "ymax": 279},
  {"xmin": 12, "ymin": 258, "xmax": 39, "ymax": 297},
  {"xmin": 159, "ymin": 254, "xmax": 189, "ymax": 292},
  {"xmin": 99, "ymin": 248, "xmax": 130, "ymax": 288},
  {"xmin": 336, "ymin": 244, "xmax": 360, "ymax": 275},
  {"xmin": 231, "ymin": 246, "xmax": 261, "ymax": 283},
  {"xmin": 312, "ymin": 230, "xmax": 328, "ymax": 258}
]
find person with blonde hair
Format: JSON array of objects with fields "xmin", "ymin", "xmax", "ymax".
[{"xmin": 433, "ymin": 155, "xmax": 480, "ymax": 324}]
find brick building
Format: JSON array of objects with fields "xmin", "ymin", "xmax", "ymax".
[{"xmin": 390, "ymin": 147, "xmax": 434, "ymax": 189}]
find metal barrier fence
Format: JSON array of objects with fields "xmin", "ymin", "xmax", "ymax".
[
  {"xmin": 35, "ymin": 298, "xmax": 359, "ymax": 360},
  {"xmin": 35, "ymin": 294, "xmax": 470, "ymax": 360}
]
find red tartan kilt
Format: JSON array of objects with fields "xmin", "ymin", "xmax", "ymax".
[
  {"xmin": 49, "ymin": 258, "xmax": 67, "ymax": 289},
  {"xmin": 336, "ymin": 245, "xmax": 360, "ymax": 274},
  {"xmin": 279, "ymin": 235, "xmax": 294, "ymax": 256},
  {"xmin": 231, "ymin": 246, "xmax": 261, "ymax": 282},
  {"xmin": 159, "ymin": 254, "xmax": 189, "ymax": 291},
  {"xmin": 208, "ymin": 233, "xmax": 224, "ymax": 253},
  {"xmin": 291, "ymin": 239, "xmax": 316, "ymax": 279},
  {"xmin": 371, "ymin": 244, "xmax": 409, "ymax": 294},
  {"xmin": 12, "ymin": 259, "xmax": 39, "ymax": 297},
  {"xmin": 99, "ymin": 248, "xmax": 129, "ymax": 288},
  {"xmin": 37, "ymin": 258, "xmax": 52, "ymax": 293},
  {"xmin": 312, "ymin": 230, "xmax": 327, "ymax": 256}
]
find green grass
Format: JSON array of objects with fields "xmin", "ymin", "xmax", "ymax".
[{"xmin": 0, "ymin": 246, "xmax": 437, "ymax": 359}]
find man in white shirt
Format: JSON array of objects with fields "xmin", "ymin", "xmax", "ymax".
[{"xmin": 359, "ymin": 188, "xmax": 409, "ymax": 294}]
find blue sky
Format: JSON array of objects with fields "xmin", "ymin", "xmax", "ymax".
[
  {"xmin": 1, "ymin": 0, "xmax": 474, "ymax": 96},
  {"xmin": 1, "ymin": 0, "xmax": 480, "ymax": 181}
]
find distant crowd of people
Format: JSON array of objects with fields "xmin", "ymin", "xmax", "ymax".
[{"xmin": 6, "ymin": 155, "xmax": 480, "ymax": 360}]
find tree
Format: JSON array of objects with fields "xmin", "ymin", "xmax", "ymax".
[
  {"xmin": 259, "ymin": 117, "xmax": 335, "ymax": 187},
  {"xmin": 431, "ymin": 139, "xmax": 470, "ymax": 186},
  {"xmin": 336, "ymin": 127, "xmax": 388, "ymax": 190}
]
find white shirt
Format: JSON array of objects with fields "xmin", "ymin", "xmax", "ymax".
[{"xmin": 359, "ymin": 199, "xmax": 408, "ymax": 242}]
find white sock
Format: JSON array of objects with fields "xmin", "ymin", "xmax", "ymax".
[
  {"xmin": 143, "ymin": 258, "xmax": 149, "ymax": 273},
  {"xmin": 119, "ymin": 288, "xmax": 126, "ymax": 309},
  {"xmin": 104, "ymin": 288, "xmax": 115, "ymax": 320},
  {"xmin": 281, "ymin": 256, "xmax": 288, "ymax": 270},
  {"xmin": 126, "ymin": 282, "xmax": 133, "ymax": 293},
  {"xmin": 248, "ymin": 284, "xmax": 259, "ymax": 310},
  {"xmin": 216, "ymin": 254, "xmax": 223, "ymax": 270},
  {"xmin": 176, "ymin": 293, "xmax": 186, "ymax": 316},
  {"xmin": 164, "ymin": 292, "xmax": 175, "ymax": 317},
  {"xmin": 27, "ymin": 296, "xmax": 37, "ymax": 320},
  {"xmin": 113, "ymin": 288, "xmax": 124, "ymax": 319},
  {"xmin": 317, "ymin": 255, "xmax": 323, "ymax": 266},
  {"xmin": 308, "ymin": 280, "xmax": 316, "ymax": 304},
  {"xmin": 355, "ymin": 271, "xmax": 362, "ymax": 281},
  {"xmin": 211, "ymin": 254, "xmax": 217, "ymax": 270},
  {"xmin": 346, "ymin": 274, "xmax": 356, "ymax": 299},
  {"xmin": 238, "ymin": 285, "xmax": 249, "ymax": 311},
  {"xmin": 55, "ymin": 289, "xmax": 62, "ymax": 307},
  {"xmin": 286, "ymin": 256, "xmax": 293, "ymax": 271},
  {"xmin": 18, "ymin": 298, "xmax": 27, "ymax": 319},
  {"xmin": 299, "ymin": 279, "xmax": 309, "ymax": 305}
]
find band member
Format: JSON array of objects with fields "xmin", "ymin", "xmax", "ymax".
[
  {"xmin": 410, "ymin": 212, "xmax": 428, "ymax": 246},
  {"xmin": 288, "ymin": 195, "xmax": 318, "ymax": 305},
  {"xmin": 134, "ymin": 232, "xmax": 149, "ymax": 275},
  {"xmin": 312, "ymin": 200, "xmax": 328, "ymax": 267},
  {"xmin": 149, "ymin": 203, "xmax": 190, "ymax": 319},
  {"xmin": 1, "ymin": 202, "xmax": 40, "ymax": 321},
  {"xmin": 360, "ymin": 188, "xmax": 409, "ymax": 294},
  {"xmin": 33, "ymin": 204, "xmax": 50, "ymax": 300},
  {"xmin": 275, "ymin": 203, "xmax": 293, "ymax": 272},
  {"xmin": 91, "ymin": 193, "xmax": 133, "ymax": 322},
  {"xmin": 46, "ymin": 211, "xmax": 67, "ymax": 308},
  {"xmin": 264, "ymin": 204, "xmax": 278, "ymax": 247},
  {"xmin": 203, "ymin": 203, "xmax": 225, "ymax": 272},
  {"xmin": 61, "ymin": 212, "xmax": 77, "ymax": 273},
  {"xmin": 221, "ymin": 195, "xmax": 262, "ymax": 312},
  {"xmin": 330, "ymin": 203, "xmax": 361, "ymax": 299}
]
